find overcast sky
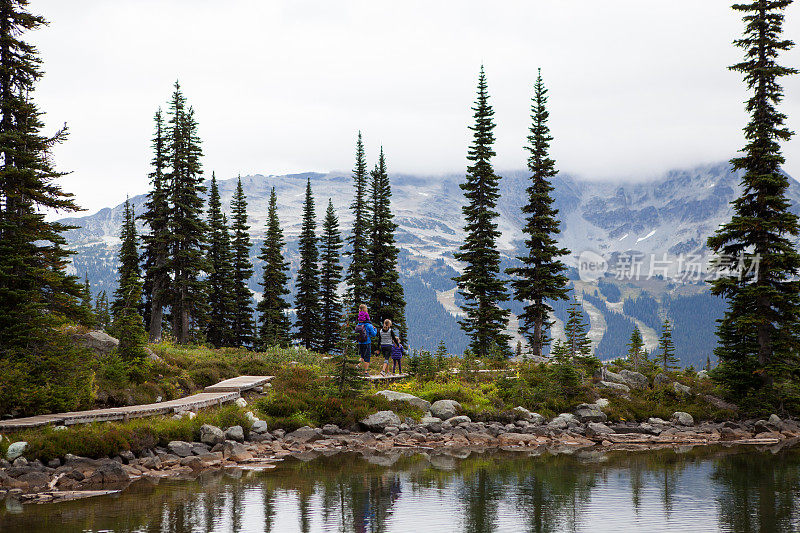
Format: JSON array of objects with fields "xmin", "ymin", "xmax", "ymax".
[{"xmin": 32, "ymin": 0, "xmax": 800, "ymax": 214}]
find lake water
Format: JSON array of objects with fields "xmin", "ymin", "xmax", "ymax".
[{"xmin": 2, "ymin": 444, "xmax": 799, "ymax": 532}]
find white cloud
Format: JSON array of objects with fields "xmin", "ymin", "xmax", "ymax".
[{"xmin": 29, "ymin": 0, "xmax": 800, "ymax": 214}]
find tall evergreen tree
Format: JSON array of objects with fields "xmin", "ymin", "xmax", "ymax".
[
  {"xmin": 110, "ymin": 199, "xmax": 147, "ymax": 365},
  {"xmin": 94, "ymin": 291, "xmax": 111, "ymax": 331},
  {"xmin": 658, "ymin": 319, "xmax": 679, "ymax": 371},
  {"xmin": 257, "ymin": 187, "xmax": 292, "ymax": 348},
  {"xmin": 80, "ymin": 275, "xmax": 94, "ymax": 328},
  {"xmin": 320, "ymin": 199, "xmax": 343, "ymax": 353},
  {"xmin": 563, "ymin": 295, "xmax": 592, "ymax": 361},
  {"xmin": 707, "ymin": 0, "xmax": 800, "ymax": 407},
  {"xmin": 230, "ymin": 176, "xmax": 254, "ymax": 346},
  {"xmin": 111, "ymin": 199, "xmax": 142, "ymax": 321},
  {"xmin": 454, "ymin": 66, "xmax": 511, "ymax": 357},
  {"xmin": 506, "ymin": 69, "xmax": 570, "ymax": 358},
  {"xmin": 294, "ymin": 179, "xmax": 321, "ymax": 349},
  {"xmin": 344, "ymin": 131, "xmax": 370, "ymax": 319},
  {"xmin": 366, "ymin": 148, "xmax": 406, "ymax": 338},
  {"xmin": 0, "ymin": 0, "xmax": 93, "ymax": 415},
  {"xmin": 140, "ymin": 108, "xmax": 171, "ymax": 342},
  {"xmin": 166, "ymin": 83, "xmax": 207, "ymax": 343},
  {"xmin": 627, "ymin": 326, "xmax": 646, "ymax": 372},
  {"xmin": 204, "ymin": 173, "xmax": 236, "ymax": 347}
]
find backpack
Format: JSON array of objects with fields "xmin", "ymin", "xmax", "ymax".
[{"xmin": 355, "ymin": 323, "xmax": 368, "ymax": 343}]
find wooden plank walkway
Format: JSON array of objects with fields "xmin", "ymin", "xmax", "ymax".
[
  {"xmin": 204, "ymin": 375, "xmax": 273, "ymax": 393},
  {"xmin": 363, "ymin": 373, "xmax": 409, "ymax": 382},
  {"xmin": 0, "ymin": 375, "xmax": 273, "ymax": 432}
]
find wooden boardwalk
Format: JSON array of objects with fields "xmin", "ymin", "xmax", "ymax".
[
  {"xmin": 0, "ymin": 375, "xmax": 273, "ymax": 432},
  {"xmin": 363, "ymin": 373, "xmax": 409, "ymax": 382},
  {"xmin": 204, "ymin": 375, "xmax": 273, "ymax": 393}
]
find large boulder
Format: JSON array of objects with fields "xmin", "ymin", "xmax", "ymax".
[
  {"xmin": 166, "ymin": 441, "xmax": 194, "ymax": 458},
  {"xmin": 601, "ymin": 369, "xmax": 627, "ymax": 385},
  {"xmin": 225, "ymin": 426, "xmax": 245, "ymax": 442},
  {"xmin": 6, "ymin": 442, "xmax": 26, "ymax": 461},
  {"xmin": 360, "ymin": 411, "xmax": 402, "ymax": 431},
  {"xmin": 599, "ymin": 381, "xmax": 630, "ymax": 393},
  {"xmin": 430, "ymin": 400, "xmax": 461, "ymax": 420},
  {"xmin": 574, "ymin": 403, "xmax": 607, "ymax": 423},
  {"xmin": 673, "ymin": 382, "xmax": 692, "ymax": 396},
  {"xmin": 671, "ymin": 412, "xmax": 695, "ymax": 426},
  {"xmin": 200, "ymin": 424, "xmax": 225, "ymax": 446},
  {"xmin": 619, "ymin": 370, "xmax": 649, "ymax": 390},
  {"xmin": 286, "ymin": 426, "xmax": 323, "ymax": 443},
  {"xmin": 72, "ymin": 329, "xmax": 119, "ymax": 356},
  {"xmin": 375, "ymin": 390, "xmax": 431, "ymax": 411}
]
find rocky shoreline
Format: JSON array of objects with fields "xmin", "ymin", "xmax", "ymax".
[{"xmin": 2, "ymin": 395, "xmax": 798, "ymax": 506}]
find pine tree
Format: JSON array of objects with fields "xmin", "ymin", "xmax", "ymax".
[
  {"xmin": 95, "ymin": 291, "xmax": 111, "ymax": 331},
  {"xmin": 294, "ymin": 179, "xmax": 321, "ymax": 349},
  {"xmin": 140, "ymin": 108, "xmax": 171, "ymax": 342},
  {"xmin": 344, "ymin": 131, "xmax": 370, "ymax": 319},
  {"xmin": 80, "ymin": 275, "xmax": 94, "ymax": 328},
  {"xmin": 257, "ymin": 187, "xmax": 291, "ymax": 348},
  {"xmin": 658, "ymin": 319, "xmax": 679, "ymax": 371},
  {"xmin": 563, "ymin": 295, "xmax": 592, "ymax": 361},
  {"xmin": 166, "ymin": 84, "xmax": 207, "ymax": 344},
  {"xmin": 366, "ymin": 148, "xmax": 406, "ymax": 337},
  {"xmin": 627, "ymin": 326, "xmax": 646, "ymax": 372},
  {"xmin": 506, "ymin": 69, "xmax": 570, "ymax": 357},
  {"xmin": 204, "ymin": 173, "xmax": 236, "ymax": 347},
  {"xmin": 707, "ymin": 0, "xmax": 800, "ymax": 406},
  {"xmin": 0, "ymin": 1, "xmax": 93, "ymax": 415},
  {"xmin": 319, "ymin": 199, "xmax": 343, "ymax": 353},
  {"xmin": 111, "ymin": 199, "xmax": 142, "ymax": 322},
  {"xmin": 435, "ymin": 340, "xmax": 448, "ymax": 371},
  {"xmin": 110, "ymin": 199, "xmax": 147, "ymax": 365},
  {"xmin": 230, "ymin": 176, "xmax": 254, "ymax": 346},
  {"xmin": 454, "ymin": 67, "xmax": 511, "ymax": 358}
]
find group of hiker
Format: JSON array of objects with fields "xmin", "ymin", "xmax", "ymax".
[{"xmin": 355, "ymin": 303, "xmax": 405, "ymax": 376}]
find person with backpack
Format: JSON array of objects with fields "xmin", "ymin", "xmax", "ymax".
[
  {"xmin": 390, "ymin": 336, "xmax": 404, "ymax": 374},
  {"xmin": 379, "ymin": 319, "xmax": 399, "ymax": 376},
  {"xmin": 356, "ymin": 304, "xmax": 377, "ymax": 375}
]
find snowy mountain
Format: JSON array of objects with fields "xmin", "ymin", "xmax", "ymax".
[{"xmin": 60, "ymin": 162, "xmax": 800, "ymax": 366}]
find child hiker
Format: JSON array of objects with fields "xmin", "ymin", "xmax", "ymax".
[
  {"xmin": 380, "ymin": 319, "xmax": 399, "ymax": 376},
  {"xmin": 355, "ymin": 304, "xmax": 377, "ymax": 375},
  {"xmin": 391, "ymin": 336, "xmax": 404, "ymax": 374}
]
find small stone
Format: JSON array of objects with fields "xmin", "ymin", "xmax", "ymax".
[
  {"xmin": 586, "ymin": 422, "xmax": 614, "ymax": 437},
  {"xmin": 235, "ymin": 398, "xmax": 248, "ymax": 408},
  {"xmin": 574, "ymin": 404, "xmax": 607, "ymax": 423},
  {"xmin": 47, "ymin": 458, "xmax": 61, "ymax": 468},
  {"xmin": 167, "ymin": 441, "xmax": 194, "ymax": 458},
  {"xmin": 222, "ymin": 441, "xmax": 252, "ymax": 462},
  {"xmin": 446, "ymin": 415, "xmax": 472, "ymax": 426},
  {"xmin": 321, "ymin": 424, "xmax": 340, "ymax": 435},
  {"xmin": 648, "ymin": 417, "xmax": 668, "ymax": 425},
  {"xmin": 119, "ymin": 451, "xmax": 136, "ymax": 464},
  {"xmin": 225, "ymin": 426, "xmax": 245, "ymax": 443},
  {"xmin": 594, "ymin": 398, "xmax": 610, "ymax": 408},
  {"xmin": 286, "ymin": 426, "xmax": 323, "ymax": 443},
  {"xmin": 768, "ymin": 414, "xmax": 782, "ymax": 426},
  {"xmin": 11, "ymin": 457, "xmax": 26, "ymax": 468},
  {"xmin": 5, "ymin": 442, "xmax": 26, "ymax": 461},
  {"xmin": 252, "ymin": 420, "xmax": 268, "ymax": 434},
  {"xmin": 53, "ymin": 425, "xmax": 67, "ymax": 431}
]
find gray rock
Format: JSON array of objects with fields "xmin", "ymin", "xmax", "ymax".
[
  {"xmin": 360, "ymin": 411, "xmax": 401, "ymax": 431},
  {"xmin": 654, "ymin": 373, "xmax": 671, "ymax": 386},
  {"xmin": 446, "ymin": 415, "xmax": 472, "ymax": 426},
  {"xmin": 383, "ymin": 426, "xmax": 399, "ymax": 436},
  {"xmin": 594, "ymin": 398, "xmax": 610, "ymax": 408},
  {"xmin": 586, "ymin": 422, "xmax": 614, "ymax": 436},
  {"xmin": 17, "ymin": 471, "xmax": 50, "ymax": 489},
  {"xmin": 5, "ymin": 442, "xmax": 26, "ymax": 461},
  {"xmin": 430, "ymin": 400, "xmax": 461, "ymax": 420},
  {"xmin": 671, "ymin": 412, "xmax": 695, "ymax": 426},
  {"xmin": 420, "ymin": 416, "xmax": 441, "ymax": 425},
  {"xmin": 221, "ymin": 440, "xmax": 252, "ymax": 462},
  {"xmin": 286, "ymin": 426, "xmax": 323, "ymax": 443},
  {"xmin": 620, "ymin": 369, "xmax": 649, "ymax": 390},
  {"xmin": 86, "ymin": 462, "xmax": 130, "ymax": 485},
  {"xmin": 574, "ymin": 403, "xmax": 607, "ymax": 423},
  {"xmin": 200, "ymin": 424, "xmax": 225, "ymax": 446},
  {"xmin": 252, "ymin": 420, "xmax": 268, "ymax": 434},
  {"xmin": 602, "ymin": 369, "xmax": 627, "ymax": 385},
  {"xmin": 547, "ymin": 413, "xmax": 575, "ymax": 430},
  {"xmin": 272, "ymin": 429, "xmax": 286, "ymax": 439},
  {"xmin": 513, "ymin": 407, "xmax": 545, "ymax": 425},
  {"xmin": 47, "ymin": 458, "xmax": 61, "ymax": 469},
  {"xmin": 673, "ymin": 382, "xmax": 692, "ymax": 395},
  {"xmin": 769, "ymin": 414, "xmax": 782, "ymax": 426},
  {"xmin": 119, "ymin": 451, "xmax": 136, "ymax": 464},
  {"xmin": 648, "ymin": 417, "xmax": 669, "ymax": 425},
  {"xmin": 167, "ymin": 441, "xmax": 194, "ymax": 458},
  {"xmin": 599, "ymin": 381, "xmax": 631, "ymax": 393},
  {"xmin": 225, "ymin": 425, "xmax": 245, "ymax": 442},
  {"xmin": 72, "ymin": 329, "xmax": 119, "ymax": 356},
  {"xmin": 375, "ymin": 390, "xmax": 431, "ymax": 411},
  {"xmin": 321, "ymin": 424, "xmax": 341, "ymax": 435}
]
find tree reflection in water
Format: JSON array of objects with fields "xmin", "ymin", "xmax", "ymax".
[{"xmin": 2, "ymin": 445, "xmax": 800, "ymax": 532}]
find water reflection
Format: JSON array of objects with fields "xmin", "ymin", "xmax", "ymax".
[{"xmin": 2, "ymin": 444, "xmax": 800, "ymax": 532}]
